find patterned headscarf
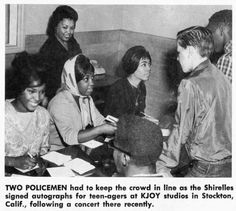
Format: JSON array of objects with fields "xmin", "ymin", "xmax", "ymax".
[{"xmin": 61, "ymin": 54, "xmax": 81, "ymax": 96}]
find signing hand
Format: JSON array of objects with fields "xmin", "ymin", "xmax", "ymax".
[{"xmin": 14, "ymin": 155, "xmax": 37, "ymax": 170}]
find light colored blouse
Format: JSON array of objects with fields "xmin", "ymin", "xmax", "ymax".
[
  {"xmin": 5, "ymin": 100, "xmax": 50, "ymax": 157},
  {"xmin": 48, "ymin": 90, "xmax": 105, "ymax": 151}
]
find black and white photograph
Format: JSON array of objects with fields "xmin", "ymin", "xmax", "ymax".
[{"xmin": 1, "ymin": 0, "xmax": 235, "ymax": 210}]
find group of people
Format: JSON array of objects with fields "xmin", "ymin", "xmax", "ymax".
[{"xmin": 5, "ymin": 5, "xmax": 232, "ymax": 177}]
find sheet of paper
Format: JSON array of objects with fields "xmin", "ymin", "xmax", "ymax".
[
  {"xmin": 46, "ymin": 167, "xmax": 76, "ymax": 177},
  {"xmin": 11, "ymin": 174, "xmax": 32, "ymax": 177},
  {"xmin": 64, "ymin": 158, "xmax": 95, "ymax": 175},
  {"xmin": 105, "ymin": 115, "xmax": 119, "ymax": 123},
  {"xmin": 15, "ymin": 164, "xmax": 39, "ymax": 173},
  {"xmin": 41, "ymin": 151, "xmax": 72, "ymax": 166},
  {"xmin": 161, "ymin": 129, "xmax": 171, "ymax": 137},
  {"xmin": 81, "ymin": 139, "xmax": 104, "ymax": 149}
]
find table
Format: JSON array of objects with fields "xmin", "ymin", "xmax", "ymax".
[{"xmin": 5, "ymin": 140, "xmax": 116, "ymax": 177}]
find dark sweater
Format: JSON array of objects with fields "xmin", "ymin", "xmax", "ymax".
[
  {"xmin": 39, "ymin": 36, "xmax": 82, "ymax": 100},
  {"xmin": 104, "ymin": 78, "xmax": 146, "ymax": 118}
]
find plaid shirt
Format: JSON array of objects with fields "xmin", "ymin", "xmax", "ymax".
[{"xmin": 217, "ymin": 40, "xmax": 232, "ymax": 83}]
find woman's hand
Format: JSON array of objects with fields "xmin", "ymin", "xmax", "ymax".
[{"xmin": 99, "ymin": 123, "xmax": 117, "ymax": 135}]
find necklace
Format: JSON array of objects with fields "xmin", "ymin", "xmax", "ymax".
[{"xmin": 127, "ymin": 78, "xmax": 140, "ymax": 107}]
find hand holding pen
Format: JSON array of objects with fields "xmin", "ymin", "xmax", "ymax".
[
  {"xmin": 26, "ymin": 152, "xmax": 38, "ymax": 168},
  {"xmin": 13, "ymin": 153, "xmax": 37, "ymax": 170}
]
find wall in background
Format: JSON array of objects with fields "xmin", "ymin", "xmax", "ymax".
[
  {"xmin": 24, "ymin": 4, "xmax": 231, "ymax": 37},
  {"xmin": 122, "ymin": 5, "xmax": 232, "ymax": 38},
  {"xmin": 24, "ymin": 5, "xmax": 123, "ymax": 35}
]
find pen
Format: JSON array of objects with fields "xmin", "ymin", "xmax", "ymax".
[
  {"xmin": 140, "ymin": 112, "xmax": 159, "ymax": 124},
  {"xmin": 27, "ymin": 152, "xmax": 34, "ymax": 159},
  {"xmin": 140, "ymin": 112, "xmax": 155, "ymax": 119}
]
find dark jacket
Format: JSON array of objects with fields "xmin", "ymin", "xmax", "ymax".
[{"xmin": 39, "ymin": 36, "xmax": 82, "ymax": 100}]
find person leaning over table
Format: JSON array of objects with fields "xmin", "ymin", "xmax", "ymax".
[
  {"xmin": 104, "ymin": 45, "xmax": 151, "ymax": 118},
  {"xmin": 112, "ymin": 114, "xmax": 172, "ymax": 177},
  {"xmin": 48, "ymin": 54, "xmax": 117, "ymax": 151},
  {"xmin": 39, "ymin": 5, "xmax": 82, "ymax": 102},
  {"xmin": 5, "ymin": 52, "xmax": 50, "ymax": 171},
  {"xmin": 156, "ymin": 26, "xmax": 231, "ymax": 177},
  {"xmin": 206, "ymin": 9, "xmax": 232, "ymax": 83}
]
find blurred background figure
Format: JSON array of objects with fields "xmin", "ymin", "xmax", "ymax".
[
  {"xmin": 112, "ymin": 114, "xmax": 172, "ymax": 177},
  {"xmin": 5, "ymin": 51, "xmax": 50, "ymax": 171},
  {"xmin": 207, "ymin": 9, "xmax": 232, "ymax": 83},
  {"xmin": 39, "ymin": 5, "xmax": 82, "ymax": 101}
]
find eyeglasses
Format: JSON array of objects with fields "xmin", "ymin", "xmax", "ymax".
[{"xmin": 108, "ymin": 140, "xmax": 131, "ymax": 157}]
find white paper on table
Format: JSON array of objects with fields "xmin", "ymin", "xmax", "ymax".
[
  {"xmin": 15, "ymin": 164, "xmax": 39, "ymax": 173},
  {"xmin": 11, "ymin": 174, "xmax": 32, "ymax": 177},
  {"xmin": 64, "ymin": 158, "xmax": 95, "ymax": 175},
  {"xmin": 81, "ymin": 139, "xmax": 104, "ymax": 149},
  {"xmin": 41, "ymin": 151, "xmax": 72, "ymax": 165},
  {"xmin": 46, "ymin": 167, "xmax": 76, "ymax": 177}
]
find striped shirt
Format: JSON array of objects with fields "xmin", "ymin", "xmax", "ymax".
[{"xmin": 217, "ymin": 41, "xmax": 232, "ymax": 83}]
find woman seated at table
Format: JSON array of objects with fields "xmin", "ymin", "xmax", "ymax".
[
  {"xmin": 5, "ymin": 52, "xmax": 50, "ymax": 170},
  {"xmin": 104, "ymin": 45, "xmax": 152, "ymax": 118},
  {"xmin": 39, "ymin": 5, "xmax": 82, "ymax": 101},
  {"xmin": 48, "ymin": 54, "xmax": 116, "ymax": 151}
]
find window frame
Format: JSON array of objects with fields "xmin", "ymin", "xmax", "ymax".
[{"xmin": 5, "ymin": 4, "xmax": 24, "ymax": 54}]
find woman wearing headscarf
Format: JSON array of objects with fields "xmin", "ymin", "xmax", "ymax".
[{"xmin": 48, "ymin": 54, "xmax": 116, "ymax": 151}]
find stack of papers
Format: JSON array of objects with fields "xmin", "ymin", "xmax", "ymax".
[
  {"xmin": 42, "ymin": 151, "xmax": 96, "ymax": 177},
  {"xmin": 64, "ymin": 158, "xmax": 95, "ymax": 175},
  {"xmin": 41, "ymin": 151, "xmax": 72, "ymax": 165}
]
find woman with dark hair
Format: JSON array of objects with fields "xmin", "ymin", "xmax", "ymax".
[
  {"xmin": 39, "ymin": 5, "xmax": 82, "ymax": 101},
  {"xmin": 104, "ymin": 45, "xmax": 152, "ymax": 118},
  {"xmin": 48, "ymin": 54, "xmax": 116, "ymax": 151},
  {"xmin": 5, "ymin": 52, "xmax": 50, "ymax": 170}
]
